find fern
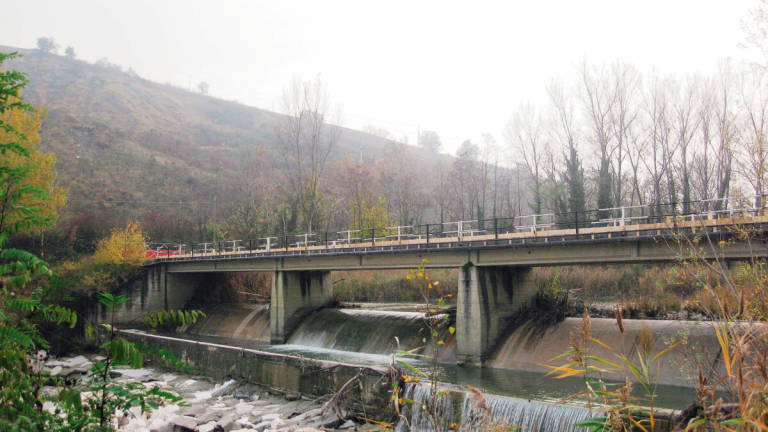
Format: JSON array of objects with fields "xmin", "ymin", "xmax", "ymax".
[
  {"xmin": 102, "ymin": 337, "xmax": 143, "ymax": 368},
  {"xmin": 140, "ymin": 309, "xmax": 206, "ymax": 328},
  {"xmin": 0, "ymin": 325, "xmax": 35, "ymax": 349}
]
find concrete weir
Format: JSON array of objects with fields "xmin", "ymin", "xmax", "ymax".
[{"xmin": 120, "ymin": 330, "xmax": 393, "ymax": 417}]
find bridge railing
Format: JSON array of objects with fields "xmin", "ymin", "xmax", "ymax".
[{"xmin": 150, "ymin": 194, "xmax": 768, "ymax": 261}]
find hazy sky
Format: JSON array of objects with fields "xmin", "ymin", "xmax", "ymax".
[{"xmin": 0, "ymin": 0, "xmax": 760, "ymax": 154}]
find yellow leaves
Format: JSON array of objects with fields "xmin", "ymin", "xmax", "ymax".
[
  {"xmin": 93, "ymin": 221, "xmax": 147, "ymax": 266},
  {"xmin": 0, "ymin": 98, "xmax": 67, "ymax": 232},
  {"xmin": 437, "ymin": 340, "xmax": 445, "ymax": 345},
  {"xmin": 401, "ymin": 374, "xmax": 420, "ymax": 383},
  {"xmin": 406, "ymin": 275, "xmax": 412, "ymax": 280}
]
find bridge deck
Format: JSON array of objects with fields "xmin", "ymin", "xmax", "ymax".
[{"xmin": 149, "ymin": 215, "xmax": 768, "ymax": 268}]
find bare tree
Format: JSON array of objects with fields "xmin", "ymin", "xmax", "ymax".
[
  {"xmin": 276, "ymin": 76, "xmax": 342, "ymax": 232},
  {"xmin": 737, "ymin": 65, "xmax": 768, "ymax": 206},
  {"xmin": 198, "ymin": 81, "xmax": 210, "ymax": 95},
  {"xmin": 608, "ymin": 62, "xmax": 641, "ymax": 207},
  {"xmin": 672, "ymin": 77, "xmax": 701, "ymax": 213},
  {"xmin": 581, "ymin": 62, "xmax": 617, "ymax": 214},
  {"xmin": 65, "ymin": 46, "xmax": 76, "ymax": 59},
  {"xmin": 505, "ymin": 103, "xmax": 545, "ymax": 213}
]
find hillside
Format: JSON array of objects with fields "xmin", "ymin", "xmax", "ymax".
[{"xmin": 0, "ymin": 46, "xmax": 447, "ymax": 252}]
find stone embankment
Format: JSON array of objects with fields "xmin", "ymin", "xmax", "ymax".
[{"xmin": 41, "ymin": 354, "xmax": 382, "ymax": 432}]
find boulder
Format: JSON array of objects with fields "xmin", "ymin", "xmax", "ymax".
[{"xmin": 171, "ymin": 415, "xmax": 197, "ymax": 431}]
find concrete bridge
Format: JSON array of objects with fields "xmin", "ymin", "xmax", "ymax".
[{"xmin": 142, "ymin": 208, "xmax": 768, "ymax": 366}]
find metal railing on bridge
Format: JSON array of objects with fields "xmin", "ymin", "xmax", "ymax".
[{"xmin": 146, "ymin": 194, "xmax": 768, "ymax": 262}]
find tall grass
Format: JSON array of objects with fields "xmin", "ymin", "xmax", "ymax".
[{"xmin": 333, "ymin": 269, "xmax": 458, "ymax": 303}]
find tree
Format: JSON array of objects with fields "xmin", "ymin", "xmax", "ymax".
[
  {"xmin": 0, "ymin": 96, "xmax": 67, "ymax": 236},
  {"xmin": 362, "ymin": 125, "xmax": 393, "ymax": 140},
  {"xmin": 548, "ymin": 81, "xmax": 586, "ymax": 223},
  {"xmin": 197, "ymin": 81, "xmax": 209, "ymax": 95},
  {"xmin": 276, "ymin": 76, "xmax": 341, "ymax": 233},
  {"xmin": 36, "ymin": 37, "xmax": 58, "ymax": 54},
  {"xmin": 64, "ymin": 46, "xmax": 76, "ymax": 59},
  {"xmin": 581, "ymin": 62, "xmax": 616, "ymax": 215},
  {"xmin": 505, "ymin": 103, "xmax": 545, "ymax": 214},
  {"xmin": 0, "ymin": 51, "xmax": 77, "ymax": 430},
  {"xmin": 418, "ymin": 130, "xmax": 442, "ymax": 153},
  {"xmin": 92, "ymin": 221, "xmax": 147, "ymax": 266}
]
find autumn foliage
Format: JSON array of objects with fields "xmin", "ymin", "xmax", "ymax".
[{"xmin": 92, "ymin": 221, "xmax": 147, "ymax": 266}]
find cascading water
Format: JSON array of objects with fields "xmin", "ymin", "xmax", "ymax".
[
  {"xmin": 187, "ymin": 303, "xmax": 270, "ymax": 343},
  {"xmin": 469, "ymin": 393, "xmax": 594, "ymax": 432},
  {"xmin": 396, "ymin": 383, "xmax": 594, "ymax": 432},
  {"xmin": 287, "ymin": 309, "xmax": 441, "ymax": 354}
]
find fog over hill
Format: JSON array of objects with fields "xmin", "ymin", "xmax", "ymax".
[{"xmin": 1, "ymin": 46, "xmax": 457, "ymax": 253}]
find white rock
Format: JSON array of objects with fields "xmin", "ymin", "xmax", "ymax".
[
  {"xmin": 171, "ymin": 415, "xmax": 197, "ymax": 430},
  {"xmin": 234, "ymin": 401, "xmax": 252, "ymax": 415},
  {"xmin": 50, "ymin": 366, "xmax": 62, "ymax": 376},
  {"xmin": 253, "ymin": 420, "xmax": 272, "ymax": 432},
  {"xmin": 42, "ymin": 401, "xmax": 58, "ymax": 415},
  {"xmin": 261, "ymin": 413, "xmax": 280, "ymax": 421},
  {"xmin": 338, "ymin": 419, "xmax": 355, "ymax": 429},
  {"xmin": 193, "ymin": 390, "xmax": 212, "ymax": 401},
  {"xmin": 119, "ymin": 368, "xmax": 154, "ymax": 380},
  {"xmin": 235, "ymin": 416, "xmax": 255, "ymax": 428},
  {"xmin": 197, "ymin": 421, "xmax": 217, "ymax": 432},
  {"xmin": 147, "ymin": 417, "xmax": 172, "ymax": 432}
]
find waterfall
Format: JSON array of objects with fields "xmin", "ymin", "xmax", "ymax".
[
  {"xmin": 287, "ymin": 309, "xmax": 443, "ymax": 355},
  {"xmin": 396, "ymin": 383, "xmax": 594, "ymax": 432},
  {"xmin": 187, "ymin": 303, "xmax": 270, "ymax": 343}
]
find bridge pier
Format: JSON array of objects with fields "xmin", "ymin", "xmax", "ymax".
[
  {"xmin": 270, "ymin": 270, "xmax": 334, "ymax": 344},
  {"xmin": 456, "ymin": 264, "xmax": 536, "ymax": 366}
]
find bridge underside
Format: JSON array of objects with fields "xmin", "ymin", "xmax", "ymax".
[{"xmin": 138, "ymin": 232, "xmax": 766, "ymax": 368}]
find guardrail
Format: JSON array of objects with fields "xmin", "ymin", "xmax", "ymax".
[{"xmin": 146, "ymin": 195, "xmax": 768, "ymax": 263}]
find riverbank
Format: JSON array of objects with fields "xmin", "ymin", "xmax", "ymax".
[{"xmin": 40, "ymin": 352, "xmax": 384, "ymax": 431}]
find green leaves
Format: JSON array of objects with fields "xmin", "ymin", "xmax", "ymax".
[
  {"xmin": 140, "ymin": 309, "xmax": 206, "ymax": 328},
  {"xmin": 96, "ymin": 291, "xmax": 130, "ymax": 308},
  {"xmin": 101, "ymin": 337, "xmax": 143, "ymax": 368}
]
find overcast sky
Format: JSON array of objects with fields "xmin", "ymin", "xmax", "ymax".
[{"xmin": 0, "ymin": 0, "xmax": 760, "ymax": 154}]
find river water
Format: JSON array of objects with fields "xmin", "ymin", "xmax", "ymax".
[{"xmin": 177, "ymin": 305, "xmax": 701, "ymax": 410}]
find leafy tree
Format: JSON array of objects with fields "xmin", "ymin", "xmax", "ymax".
[
  {"xmin": 564, "ymin": 143, "xmax": 586, "ymax": 224},
  {"xmin": 0, "ymin": 94, "xmax": 67, "ymax": 235},
  {"xmin": 64, "ymin": 46, "xmax": 76, "ymax": 59},
  {"xmin": 349, "ymin": 195, "xmax": 391, "ymax": 233},
  {"xmin": 36, "ymin": 37, "xmax": 58, "ymax": 54},
  {"xmin": 0, "ymin": 51, "xmax": 76, "ymax": 430},
  {"xmin": 197, "ymin": 81, "xmax": 209, "ymax": 94},
  {"xmin": 92, "ymin": 221, "xmax": 146, "ymax": 266}
]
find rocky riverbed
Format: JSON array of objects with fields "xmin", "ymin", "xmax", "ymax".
[{"xmin": 41, "ymin": 354, "xmax": 383, "ymax": 432}]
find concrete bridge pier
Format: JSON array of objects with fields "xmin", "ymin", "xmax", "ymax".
[
  {"xmin": 104, "ymin": 264, "xmax": 202, "ymax": 325},
  {"xmin": 456, "ymin": 264, "xmax": 536, "ymax": 366},
  {"xmin": 270, "ymin": 270, "xmax": 334, "ymax": 344}
]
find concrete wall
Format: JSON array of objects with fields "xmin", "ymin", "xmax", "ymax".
[
  {"xmin": 456, "ymin": 265, "xmax": 536, "ymax": 365},
  {"xmin": 488, "ymin": 317, "xmax": 724, "ymax": 388},
  {"xmin": 98, "ymin": 265, "xmax": 206, "ymax": 325},
  {"xmin": 270, "ymin": 270, "xmax": 334, "ymax": 343},
  {"xmin": 121, "ymin": 330, "xmax": 393, "ymax": 418}
]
